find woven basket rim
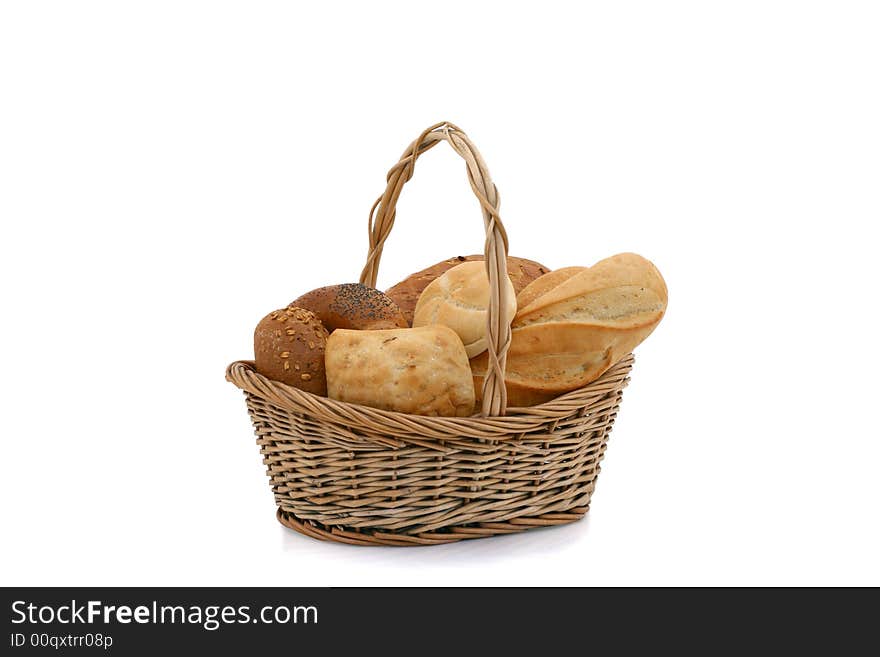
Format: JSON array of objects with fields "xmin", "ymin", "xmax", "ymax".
[{"xmin": 225, "ymin": 353, "xmax": 634, "ymax": 445}]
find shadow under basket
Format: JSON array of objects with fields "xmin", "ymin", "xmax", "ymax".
[{"xmin": 225, "ymin": 354, "xmax": 634, "ymax": 547}]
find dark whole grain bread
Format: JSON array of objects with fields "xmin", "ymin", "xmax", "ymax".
[
  {"xmin": 254, "ymin": 305, "xmax": 329, "ymax": 394},
  {"xmin": 291, "ymin": 283, "xmax": 408, "ymax": 332}
]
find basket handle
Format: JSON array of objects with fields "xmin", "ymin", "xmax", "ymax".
[{"xmin": 358, "ymin": 121, "xmax": 512, "ymax": 417}]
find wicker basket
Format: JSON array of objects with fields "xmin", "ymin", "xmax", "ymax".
[{"xmin": 226, "ymin": 122, "xmax": 635, "ymax": 546}]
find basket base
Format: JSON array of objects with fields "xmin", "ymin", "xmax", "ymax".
[{"xmin": 276, "ymin": 507, "xmax": 589, "ymax": 547}]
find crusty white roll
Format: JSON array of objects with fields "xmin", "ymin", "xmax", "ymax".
[
  {"xmin": 385, "ymin": 255, "xmax": 549, "ymax": 326},
  {"xmin": 412, "ymin": 260, "xmax": 517, "ymax": 358}
]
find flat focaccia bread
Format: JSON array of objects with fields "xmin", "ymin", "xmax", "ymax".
[{"xmin": 325, "ymin": 325, "xmax": 475, "ymax": 417}]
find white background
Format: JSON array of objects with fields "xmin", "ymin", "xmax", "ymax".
[{"xmin": 2, "ymin": 1, "xmax": 878, "ymax": 586}]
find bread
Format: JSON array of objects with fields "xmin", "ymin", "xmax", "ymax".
[
  {"xmin": 470, "ymin": 253, "xmax": 667, "ymax": 407},
  {"xmin": 325, "ymin": 325, "xmax": 475, "ymax": 416},
  {"xmin": 515, "ymin": 266, "xmax": 585, "ymax": 310},
  {"xmin": 291, "ymin": 283, "xmax": 408, "ymax": 332},
  {"xmin": 385, "ymin": 255, "xmax": 550, "ymax": 326},
  {"xmin": 254, "ymin": 305, "xmax": 329, "ymax": 394},
  {"xmin": 412, "ymin": 260, "xmax": 517, "ymax": 358}
]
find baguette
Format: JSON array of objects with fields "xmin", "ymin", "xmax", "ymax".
[
  {"xmin": 470, "ymin": 253, "xmax": 667, "ymax": 407},
  {"xmin": 514, "ymin": 266, "xmax": 585, "ymax": 310}
]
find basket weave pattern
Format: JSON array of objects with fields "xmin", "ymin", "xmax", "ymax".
[
  {"xmin": 227, "ymin": 356, "xmax": 632, "ymax": 546},
  {"xmin": 227, "ymin": 122, "xmax": 634, "ymax": 545}
]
